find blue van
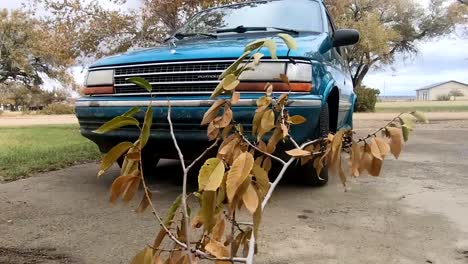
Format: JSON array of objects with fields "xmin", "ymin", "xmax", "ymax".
[{"xmin": 75, "ymin": 0, "xmax": 359, "ymax": 185}]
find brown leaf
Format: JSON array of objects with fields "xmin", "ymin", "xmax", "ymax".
[
  {"xmin": 265, "ymin": 83, "xmax": 273, "ymax": 96},
  {"xmin": 205, "ymin": 240, "xmax": 230, "ymax": 258},
  {"xmin": 266, "ymin": 128, "xmax": 282, "ymax": 153},
  {"xmin": 207, "ymin": 121, "xmax": 220, "ymax": 141},
  {"xmin": 190, "ymin": 213, "xmax": 203, "ymax": 229},
  {"xmin": 126, "ymin": 151, "xmax": 141, "ymax": 161},
  {"xmin": 231, "ymin": 92, "xmax": 240, "ymax": 104},
  {"xmin": 262, "ymin": 157, "xmax": 272, "ymax": 172},
  {"xmin": 369, "ymin": 138, "xmax": 382, "ymax": 160},
  {"xmin": 136, "ymin": 192, "xmax": 152, "ymax": 213},
  {"xmin": 242, "ymin": 183, "xmax": 259, "ymax": 215},
  {"xmin": 329, "ymin": 130, "xmax": 344, "ymax": 168},
  {"xmin": 110, "ymin": 175, "xmax": 135, "ymax": 204},
  {"xmin": 288, "ymin": 115, "xmax": 306, "ymax": 125},
  {"xmin": 280, "ymin": 123, "xmax": 288, "ymax": 137},
  {"xmin": 131, "ymin": 247, "xmax": 153, "ymax": 264},
  {"xmin": 201, "ymin": 99, "xmax": 225, "ymax": 125},
  {"xmin": 257, "ymin": 140, "xmax": 267, "ymax": 153},
  {"xmin": 386, "ymin": 127, "xmax": 403, "ymax": 159},
  {"xmin": 252, "ymin": 164, "xmax": 270, "ymax": 198},
  {"xmin": 375, "ymin": 137, "xmax": 390, "ymax": 156},
  {"xmin": 153, "ymin": 255, "xmax": 163, "ymax": 264},
  {"xmin": 369, "ymin": 157, "xmax": 383, "ymax": 177},
  {"xmin": 350, "ymin": 141, "xmax": 361, "ymax": 177},
  {"xmin": 285, "ymin": 148, "xmax": 311, "ymax": 157},
  {"xmin": 122, "ymin": 175, "xmax": 141, "ymax": 204},
  {"xmin": 226, "ymin": 152, "xmax": 254, "ymax": 202},
  {"xmin": 313, "ymin": 157, "xmax": 324, "ymax": 176},
  {"xmin": 212, "ymin": 217, "xmax": 226, "ymax": 241},
  {"xmin": 359, "ymin": 145, "xmax": 373, "ymax": 175},
  {"xmin": 213, "ymin": 105, "xmax": 232, "ymax": 129}
]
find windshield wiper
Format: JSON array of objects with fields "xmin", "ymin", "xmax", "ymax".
[
  {"xmin": 216, "ymin": 25, "xmax": 299, "ymax": 35},
  {"xmin": 173, "ymin": 32, "xmax": 218, "ymax": 40}
]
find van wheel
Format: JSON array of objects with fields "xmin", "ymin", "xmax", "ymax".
[{"xmin": 297, "ymin": 103, "xmax": 329, "ymax": 187}]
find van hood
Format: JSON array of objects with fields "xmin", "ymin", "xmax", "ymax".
[{"xmin": 90, "ymin": 33, "xmax": 331, "ymax": 68}]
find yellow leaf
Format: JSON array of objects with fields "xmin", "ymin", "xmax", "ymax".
[
  {"xmin": 219, "ymin": 51, "xmax": 251, "ymax": 79},
  {"xmin": 201, "ymin": 100, "xmax": 226, "ymax": 126},
  {"xmin": 329, "ymin": 130, "xmax": 344, "ymax": 168},
  {"xmin": 411, "ymin": 111, "xmax": 428, "ymax": 124},
  {"xmin": 253, "ymin": 52, "xmax": 264, "ymax": 65},
  {"xmin": 252, "ymin": 111, "xmax": 264, "ymax": 136},
  {"xmin": 223, "ymin": 76, "xmax": 240, "ymax": 91},
  {"xmin": 226, "ymin": 152, "xmax": 254, "ymax": 202},
  {"xmin": 244, "ymin": 39, "xmax": 266, "ymax": 52},
  {"xmin": 153, "ymin": 255, "xmax": 163, "ymax": 264},
  {"xmin": 288, "ymin": 115, "xmax": 306, "ymax": 125},
  {"xmin": 140, "ymin": 106, "xmax": 153, "ymax": 148},
  {"xmin": 131, "ymin": 247, "xmax": 153, "ymax": 264},
  {"xmin": 231, "ymin": 92, "xmax": 240, "ymax": 104},
  {"xmin": 242, "ymin": 183, "xmax": 259, "ymax": 215},
  {"xmin": 205, "ymin": 240, "xmax": 230, "ymax": 258},
  {"xmin": 198, "ymin": 158, "xmax": 225, "ymax": 191},
  {"xmin": 263, "ymin": 39, "xmax": 278, "ymax": 59},
  {"xmin": 277, "ymin": 33, "xmax": 298, "ymax": 50},
  {"xmin": 252, "ymin": 164, "xmax": 270, "ymax": 198},
  {"xmin": 98, "ymin": 141, "xmax": 134, "ymax": 177},
  {"xmin": 253, "ymin": 205, "xmax": 262, "ymax": 239},
  {"xmin": 256, "ymin": 96, "xmax": 271, "ymax": 112},
  {"xmin": 369, "ymin": 138, "xmax": 382, "ymax": 160},
  {"xmin": 386, "ymin": 127, "xmax": 402, "ymax": 159},
  {"xmin": 211, "ymin": 81, "xmax": 224, "ymax": 99},
  {"xmin": 201, "ymin": 191, "xmax": 216, "ymax": 232},
  {"xmin": 402, "ymin": 125, "xmax": 411, "ymax": 142},
  {"xmin": 285, "ymin": 148, "xmax": 311, "ymax": 157},
  {"xmin": 93, "ymin": 116, "xmax": 139, "ymax": 134},
  {"xmin": 135, "ymin": 192, "xmax": 152, "ymax": 213},
  {"xmin": 257, "ymin": 109, "xmax": 275, "ymax": 140},
  {"xmin": 313, "ymin": 156, "xmax": 324, "ymax": 176},
  {"xmin": 399, "ymin": 114, "xmax": 415, "ymax": 130}
]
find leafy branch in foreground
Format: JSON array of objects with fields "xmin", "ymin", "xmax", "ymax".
[{"xmin": 92, "ymin": 35, "xmax": 427, "ymax": 264}]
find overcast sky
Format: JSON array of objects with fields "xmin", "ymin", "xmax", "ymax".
[{"xmin": 2, "ymin": 0, "xmax": 467, "ymax": 96}]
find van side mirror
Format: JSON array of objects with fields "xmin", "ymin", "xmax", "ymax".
[{"xmin": 333, "ymin": 29, "xmax": 360, "ymax": 47}]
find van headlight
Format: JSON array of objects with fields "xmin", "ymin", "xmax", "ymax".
[{"xmin": 86, "ymin": 70, "xmax": 114, "ymax": 86}]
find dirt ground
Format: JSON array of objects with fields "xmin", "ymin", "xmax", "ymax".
[
  {"xmin": 0, "ymin": 114, "xmax": 78, "ymax": 127},
  {"xmin": 1, "ymin": 117, "xmax": 468, "ymax": 263}
]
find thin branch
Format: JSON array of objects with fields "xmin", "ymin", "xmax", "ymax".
[
  {"xmin": 186, "ymin": 139, "xmax": 220, "ymax": 172},
  {"xmin": 240, "ymin": 134, "xmax": 286, "ymax": 165},
  {"xmin": 167, "ymin": 101, "xmax": 193, "ymax": 264}
]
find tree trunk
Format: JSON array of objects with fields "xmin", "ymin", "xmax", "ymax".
[{"xmin": 352, "ymin": 64, "xmax": 370, "ymax": 90}]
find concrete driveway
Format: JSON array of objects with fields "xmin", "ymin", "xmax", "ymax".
[{"xmin": 1, "ymin": 118, "xmax": 468, "ymax": 263}]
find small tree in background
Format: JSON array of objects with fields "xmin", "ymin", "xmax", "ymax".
[
  {"xmin": 355, "ymin": 85, "xmax": 380, "ymax": 112},
  {"xmin": 449, "ymin": 89, "xmax": 464, "ymax": 101}
]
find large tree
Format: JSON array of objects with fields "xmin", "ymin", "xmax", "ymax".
[
  {"xmin": 325, "ymin": 0, "xmax": 467, "ymax": 88},
  {"xmin": 0, "ymin": 9, "xmax": 75, "ymax": 86}
]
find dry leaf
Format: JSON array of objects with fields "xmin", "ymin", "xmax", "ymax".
[
  {"xmin": 205, "ymin": 240, "xmax": 230, "ymax": 258},
  {"xmin": 207, "ymin": 121, "xmax": 220, "ymax": 141},
  {"xmin": 231, "ymin": 92, "xmax": 240, "ymax": 104},
  {"xmin": 369, "ymin": 138, "xmax": 382, "ymax": 160},
  {"xmin": 136, "ymin": 192, "xmax": 152, "ymax": 213},
  {"xmin": 285, "ymin": 148, "xmax": 311, "ymax": 157},
  {"xmin": 375, "ymin": 137, "xmax": 390, "ymax": 156},
  {"xmin": 212, "ymin": 217, "xmax": 226, "ymax": 241},
  {"xmin": 288, "ymin": 115, "xmax": 306, "ymax": 125},
  {"xmin": 280, "ymin": 123, "xmax": 288, "ymax": 137},
  {"xmin": 226, "ymin": 152, "xmax": 254, "ymax": 202},
  {"xmin": 350, "ymin": 141, "xmax": 361, "ymax": 177},
  {"xmin": 242, "ymin": 183, "xmax": 259, "ymax": 215},
  {"xmin": 201, "ymin": 100, "xmax": 225, "ymax": 125}
]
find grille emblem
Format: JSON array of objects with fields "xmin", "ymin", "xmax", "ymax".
[{"xmin": 197, "ymin": 75, "xmax": 219, "ymax": 79}]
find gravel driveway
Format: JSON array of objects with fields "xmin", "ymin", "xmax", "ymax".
[{"xmin": 1, "ymin": 118, "xmax": 468, "ymax": 263}]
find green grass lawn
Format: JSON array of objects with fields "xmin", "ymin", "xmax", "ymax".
[
  {"xmin": 0, "ymin": 125, "xmax": 101, "ymax": 181},
  {"xmin": 376, "ymin": 101, "xmax": 468, "ymax": 113}
]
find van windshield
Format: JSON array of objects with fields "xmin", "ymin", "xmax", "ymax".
[{"xmin": 179, "ymin": 0, "xmax": 323, "ymax": 35}]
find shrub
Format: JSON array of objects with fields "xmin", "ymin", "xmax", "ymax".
[
  {"xmin": 436, "ymin": 94, "xmax": 451, "ymax": 101},
  {"xmin": 38, "ymin": 103, "xmax": 75, "ymax": 115},
  {"xmin": 354, "ymin": 85, "xmax": 380, "ymax": 112}
]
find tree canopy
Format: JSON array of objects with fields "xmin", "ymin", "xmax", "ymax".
[
  {"xmin": 325, "ymin": 0, "xmax": 467, "ymax": 88},
  {"xmin": 0, "ymin": 9, "xmax": 75, "ymax": 87}
]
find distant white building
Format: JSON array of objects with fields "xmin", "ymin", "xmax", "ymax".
[{"xmin": 415, "ymin": 81, "xmax": 468, "ymax": 101}]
